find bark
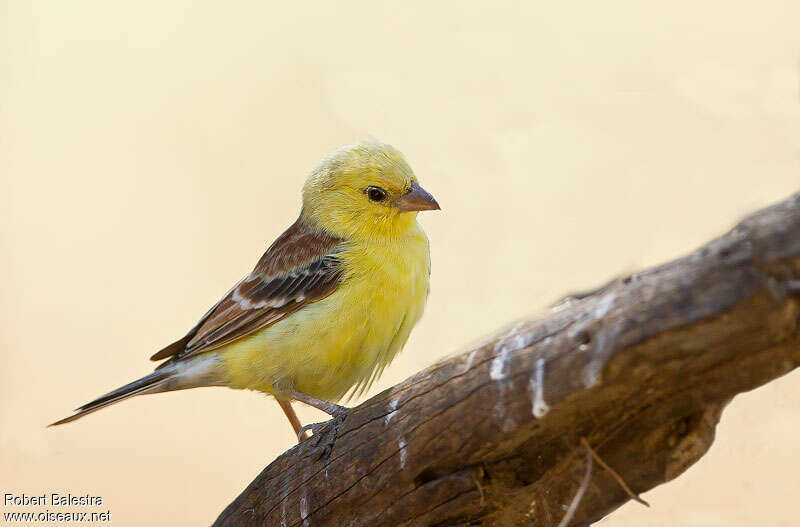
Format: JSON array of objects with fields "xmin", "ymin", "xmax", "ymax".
[{"xmin": 213, "ymin": 191, "xmax": 800, "ymax": 527}]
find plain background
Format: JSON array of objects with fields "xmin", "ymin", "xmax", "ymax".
[{"xmin": 2, "ymin": 2, "xmax": 799, "ymax": 525}]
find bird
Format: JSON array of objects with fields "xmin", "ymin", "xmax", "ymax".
[{"xmin": 49, "ymin": 140, "xmax": 440, "ymax": 440}]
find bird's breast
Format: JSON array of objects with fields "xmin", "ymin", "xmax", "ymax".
[
  {"xmin": 312, "ymin": 233, "xmax": 430, "ymax": 396},
  {"xmin": 220, "ymin": 229, "xmax": 431, "ymax": 401}
]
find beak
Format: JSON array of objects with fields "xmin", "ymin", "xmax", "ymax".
[{"xmin": 396, "ymin": 181, "xmax": 441, "ymax": 212}]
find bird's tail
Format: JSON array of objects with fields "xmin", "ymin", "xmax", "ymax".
[{"xmin": 48, "ymin": 370, "xmax": 172, "ymax": 426}]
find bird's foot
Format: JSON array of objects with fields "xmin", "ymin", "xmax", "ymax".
[
  {"xmin": 289, "ymin": 391, "xmax": 349, "ymax": 456},
  {"xmin": 297, "ymin": 421, "xmax": 327, "ymax": 441},
  {"xmin": 298, "ymin": 412, "xmax": 347, "ymax": 460},
  {"xmin": 297, "ymin": 410, "xmax": 348, "ymax": 440}
]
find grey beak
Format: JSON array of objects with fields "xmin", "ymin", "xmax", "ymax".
[{"xmin": 396, "ymin": 181, "xmax": 441, "ymax": 212}]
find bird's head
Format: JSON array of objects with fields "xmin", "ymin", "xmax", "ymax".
[{"xmin": 301, "ymin": 141, "xmax": 440, "ymax": 239}]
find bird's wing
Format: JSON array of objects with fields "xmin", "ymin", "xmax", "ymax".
[{"xmin": 150, "ymin": 217, "xmax": 344, "ymax": 364}]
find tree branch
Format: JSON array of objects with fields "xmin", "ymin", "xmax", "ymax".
[{"xmin": 213, "ymin": 191, "xmax": 800, "ymax": 527}]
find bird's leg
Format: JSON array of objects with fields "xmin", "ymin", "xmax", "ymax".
[
  {"xmin": 277, "ymin": 399, "xmax": 309, "ymax": 442},
  {"xmin": 290, "ymin": 391, "xmax": 349, "ymax": 417}
]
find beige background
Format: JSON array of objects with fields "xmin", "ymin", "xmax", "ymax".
[{"xmin": 2, "ymin": 1, "xmax": 799, "ymax": 526}]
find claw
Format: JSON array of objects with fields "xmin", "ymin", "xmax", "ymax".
[
  {"xmin": 297, "ymin": 421, "xmax": 328, "ymax": 441},
  {"xmin": 297, "ymin": 413, "xmax": 348, "ymax": 460}
]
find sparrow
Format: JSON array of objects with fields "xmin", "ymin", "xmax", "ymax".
[{"xmin": 50, "ymin": 140, "xmax": 439, "ymax": 441}]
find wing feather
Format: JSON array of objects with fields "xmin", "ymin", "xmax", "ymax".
[{"xmin": 150, "ymin": 217, "xmax": 343, "ymax": 364}]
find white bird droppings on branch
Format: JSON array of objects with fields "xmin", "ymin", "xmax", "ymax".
[
  {"xmin": 398, "ymin": 437, "xmax": 408, "ymax": 469},
  {"xmin": 531, "ymin": 358, "xmax": 550, "ymax": 418},
  {"xmin": 385, "ymin": 397, "xmax": 399, "ymax": 425}
]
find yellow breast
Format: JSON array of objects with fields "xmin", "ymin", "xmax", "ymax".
[{"xmin": 219, "ymin": 225, "xmax": 430, "ymax": 401}]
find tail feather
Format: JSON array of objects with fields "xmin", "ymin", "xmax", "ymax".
[{"xmin": 49, "ymin": 370, "xmax": 171, "ymax": 426}]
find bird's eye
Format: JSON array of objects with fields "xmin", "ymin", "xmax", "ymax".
[{"xmin": 366, "ymin": 186, "xmax": 388, "ymax": 202}]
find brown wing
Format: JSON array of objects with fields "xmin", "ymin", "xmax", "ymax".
[{"xmin": 150, "ymin": 217, "xmax": 344, "ymax": 364}]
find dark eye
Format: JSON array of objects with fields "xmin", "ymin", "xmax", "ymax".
[{"xmin": 366, "ymin": 186, "xmax": 388, "ymax": 202}]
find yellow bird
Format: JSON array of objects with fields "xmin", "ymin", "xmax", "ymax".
[{"xmin": 50, "ymin": 141, "xmax": 439, "ymax": 439}]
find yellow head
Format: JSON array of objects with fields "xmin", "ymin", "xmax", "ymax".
[{"xmin": 301, "ymin": 141, "xmax": 440, "ymax": 239}]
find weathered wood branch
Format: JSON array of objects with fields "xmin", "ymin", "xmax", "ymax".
[{"xmin": 213, "ymin": 192, "xmax": 800, "ymax": 527}]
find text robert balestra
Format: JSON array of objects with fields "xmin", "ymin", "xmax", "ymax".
[{"xmin": 4, "ymin": 493, "xmax": 103, "ymax": 506}]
